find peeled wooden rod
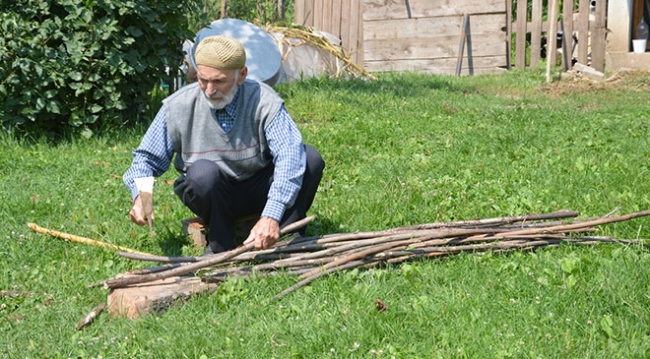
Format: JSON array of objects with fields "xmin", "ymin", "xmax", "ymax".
[
  {"xmin": 273, "ymin": 222, "xmax": 650, "ymax": 300},
  {"xmin": 105, "ymin": 243, "xmax": 256, "ymax": 288},
  {"xmin": 283, "ymin": 210, "xmax": 580, "ymax": 246},
  {"xmin": 393, "ymin": 210, "xmax": 580, "ymax": 231},
  {"xmin": 273, "ymin": 259, "xmax": 371, "ymax": 300},
  {"xmin": 106, "ymin": 216, "xmax": 317, "ymax": 287},
  {"xmin": 284, "ymin": 238, "xmax": 568, "ymax": 296},
  {"xmin": 464, "ymin": 209, "xmax": 650, "ymax": 241},
  {"xmin": 117, "ymin": 215, "xmax": 316, "ymax": 263},
  {"xmin": 27, "ymin": 223, "xmax": 154, "ymax": 256}
]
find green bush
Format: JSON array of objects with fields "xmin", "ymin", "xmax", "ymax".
[{"xmin": 0, "ymin": 0, "xmax": 198, "ymax": 135}]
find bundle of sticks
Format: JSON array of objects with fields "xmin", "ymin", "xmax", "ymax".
[{"xmin": 105, "ymin": 209, "xmax": 650, "ymax": 299}]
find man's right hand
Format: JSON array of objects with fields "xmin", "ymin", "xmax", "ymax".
[{"xmin": 129, "ymin": 195, "xmax": 154, "ymax": 225}]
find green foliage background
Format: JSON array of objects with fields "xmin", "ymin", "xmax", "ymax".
[{"xmin": 0, "ymin": 0, "xmax": 198, "ymax": 135}]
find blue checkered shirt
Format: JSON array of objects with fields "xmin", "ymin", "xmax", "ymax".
[{"xmin": 123, "ymin": 90, "xmax": 306, "ymax": 222}]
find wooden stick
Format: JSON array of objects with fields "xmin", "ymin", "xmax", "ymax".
[
  {"xmin": 117, "ymin": 215, "xmax": 316, "ymax": 263},
  {"xmin": 464, "ymin": 210, "xmax": 650, "ymax": 241},
  {"xmin": 456, "ymin": 13, "xmax": 469, "ymax": 76},
  {"xmin": 27, "ymin": 223, "xmax": 153, "ymax": 256},
  {"xmin": 75, "ymin": 302, "xmax": 106, "ymax": 330},
  {"xmin": 394, "ymin": 210, "xmax": 580, "ymax": 231},
  {"xmin": 546, "ymin": 0, "xmax": 559, "ymax": 82},
  {"xmin": 104, "ymin": 243, "xmax": 255, "ymax": 288},
  {"xmin": 273, "ymin": 259, "xmax": 371, "ymax": 300}
]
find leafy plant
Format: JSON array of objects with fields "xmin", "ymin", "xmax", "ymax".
[{"xmin": 0, "ymin": 0, "xmax": 199, "ymax": 135}]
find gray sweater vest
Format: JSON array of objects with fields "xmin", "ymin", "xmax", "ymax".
[{"xmin": 164, "ymin": 79, "xmax": 284, "ymax": 190}]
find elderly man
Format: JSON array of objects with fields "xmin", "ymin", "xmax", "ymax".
[{"xmin": 123, "ymin": 35, "xmax": 325, "ymax": 254}]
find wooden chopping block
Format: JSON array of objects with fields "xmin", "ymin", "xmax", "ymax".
[{"xmin": 107, "ymin": 275, "xmax": 218, "ymax": 319}]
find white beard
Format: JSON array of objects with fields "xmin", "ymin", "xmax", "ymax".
[{"xmin": 203, "ymin": 76, "xmax": 239, "ymax": 110}]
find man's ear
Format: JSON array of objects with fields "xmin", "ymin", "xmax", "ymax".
[{"xmin": 237, "ymin": 67, "xmax": 248, "ymax": 84}]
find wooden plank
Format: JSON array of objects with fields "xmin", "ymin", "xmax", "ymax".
[
  {"xmin": 576, "ymin": 0, "xmax": 590, "ymax": 65},
  {"xmin": 295, "ymin": 0, "xmax": 305, "ymax": 26},
  {"xmin": 364, "ymin": 33, "xmax": 506, "ymax": 61},
  {"xmin": 515, "ymin": 0, "xmax": 528, "ymax": 68},
  {"xmin": 363, "ymin": 0, "xmax": 505, "ymax": 21},
  {"xmin": 332, "ymin": 0, "xmax": 343, "ymax": 36},
  {"xmin": 322, "ymin": 0, "xmax": 332, "ymax": 33},
  {"xmin": 311, "ymin": 0, "xmax": 320, "ymax": 30},
  {"xmin": 530, "ymin": 0, "xmax": 543, "ymax": 67},
  {"xmin": 340, "ymin": 0, "xmax": 352, "ymax": 52},
  {"xmin": 351, "ymin": 0, "xmax": 363, "ymax": 67},
  {"xmin": 505, "ymin": 0, "xmax": 512, "ymax": 69},
  {"xmin": 363, "ymin": 14, "xmax": 505, "ymax": 40},
  {"xmin": 546, "ymin": 0, "xmax": 559, "ymax": 82},
  {"xmin": 364, "ymin": 56, "xmax": 507, "ymax": 75},
  {"xmin": 590, "ymin": 0, "xmax": 607, "ymax": 71},
  {"xmin": 562, "ymin": 0, "xmax": 574, "ymax": 69},
  {"xmin": 303, "ymin": 0, "xmax": 315, "ymax": 27}
]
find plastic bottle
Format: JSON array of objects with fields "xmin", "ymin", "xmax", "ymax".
[{"xmin": 636, "ymin": 16, "xmax": 649, "ymax": 40}]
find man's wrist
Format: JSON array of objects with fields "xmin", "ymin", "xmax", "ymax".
[{"xmin": 261, "ymin": 199, "xmax": 285, "ymax": 222}]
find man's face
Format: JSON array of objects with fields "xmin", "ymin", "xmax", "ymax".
[{"xmin": 197, "ymin": 65, "xmax": 246, "ymax": 109}]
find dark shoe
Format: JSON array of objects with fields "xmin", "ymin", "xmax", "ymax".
[{"xmin": 201, "ymin": 246, "xmax": 216, "ymax": 257}]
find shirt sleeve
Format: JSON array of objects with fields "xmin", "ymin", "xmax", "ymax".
[
  {"xmin": 122, "ymin": 107, "xmax": 175, "ymax": 200},
  {"xmin": 262, "ymin": 105, "xmax": 306, "ymax": 221}
]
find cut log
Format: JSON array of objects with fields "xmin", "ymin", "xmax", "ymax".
[{"xmin": 107, "ymin": 275, "xmax": 218, "ymax": 319}]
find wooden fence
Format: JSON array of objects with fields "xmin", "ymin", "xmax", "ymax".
[
  {"xmin": 294, "ymin": 0, "xmax": 364, "ymax": 67},
  {"xmin": 294, "ymin": 0, "xmax": 609, "ymax": 73},
  {"xmin": 508, "ymin": 0, "xmax": 608, "ymax": 72}
]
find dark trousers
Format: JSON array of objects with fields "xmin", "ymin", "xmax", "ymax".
[{"xmin": 178, "ymin": 145, "xmax": 324, "ymax": 252}]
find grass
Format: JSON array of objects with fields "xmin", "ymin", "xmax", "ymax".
[{"xmin": 2, "ymin": 68, "xmax": 650, "ymax": 358}]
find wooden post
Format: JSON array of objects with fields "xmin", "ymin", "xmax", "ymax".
[
  {"xmin": 546, "ymin": 0, "xmax": 559, "ymax": 82},
  {"xmin": 515, "ymin": 0, "xmax": 528, "ymax": 69},
  {"xmin": 220, "ymin": 0, "xmax": 228, "ymax": 19},
  {"xmin": 530, "ymin": 0, "xmax": 543, "ymax": 67},
  {"xmin": 456, "ymin": 14, "xmax": 470, "ymax": 76},
  {"xmin": 562, "ymin": 0, "xmax": 575, "ymax": 70}
]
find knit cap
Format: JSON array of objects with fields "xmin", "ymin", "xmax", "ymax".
[{"xmin": 194, "ymin": 35, "xmax": 246, "ymax": 70}]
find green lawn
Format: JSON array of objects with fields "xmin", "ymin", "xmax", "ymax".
[{"xmin": 2, "ymin": 69, "xmax": 650, "ymax": 358}]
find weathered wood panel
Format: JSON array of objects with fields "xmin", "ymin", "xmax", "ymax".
[
  {"xmin": 530, "ymin": 0, "xmax": 543, "ymax": 67},
  {"xmin": 364, "ymin": 56, "xmax": 507, "ymax": 75},
  {"xmin": 363, "ymin": 0, "xmax": 505, "ymax": 21},
  {"xmin": 561, "ymin": 0, "xmax": 574, "ymax": 69},
  {"xmin": 515, "ymin": 0, "xmax": 527, "ymax": 69},
  {"xmin": 364, "ymin": 14, "xmax": 505, "ymax": 41},
  {"xmin": 364, "ymin": 33, "xmax": 506, "ymax": 61},
  {"xmin": 576, "ymin": 0, "xmax": 590, "ymax": 65},
  {"xmin": 590, "ymin": 0, "xmax": 607, "ymax": 72}
]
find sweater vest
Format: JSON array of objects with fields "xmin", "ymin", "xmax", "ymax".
[{"xmin": 164, "ymin": 80, "xmax": 284, "ymax": 187}]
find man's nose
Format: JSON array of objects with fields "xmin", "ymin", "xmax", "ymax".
[{"xmin": 206, "ymin": 83, "xmax": 218, "ymax": 96}]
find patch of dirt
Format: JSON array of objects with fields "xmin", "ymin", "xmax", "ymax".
[{"xmin": 540, "ymin": 69, "xmax": 650, "ymax": 96}]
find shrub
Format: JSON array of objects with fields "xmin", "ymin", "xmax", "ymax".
[{"xmin": 0, "ymin": 0, "xmax": 198, "ymax": 135}]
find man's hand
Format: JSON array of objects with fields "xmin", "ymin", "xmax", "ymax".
[
  {"xmin": 244, "ymin": 217, "xmax": 280, "ymax": 250},
  {"xmin": 129, "ymin": 194, "xmax": 154, "ymax": 226}
]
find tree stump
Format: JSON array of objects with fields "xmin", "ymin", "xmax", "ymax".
[{"xmin": 107, "ymin": 274, "xmax": 218, "ymax": 319}]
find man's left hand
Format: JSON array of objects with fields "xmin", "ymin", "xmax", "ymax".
[{"xmin": 244, "ymin": 217, "xmax": 280, "ymax": 250}]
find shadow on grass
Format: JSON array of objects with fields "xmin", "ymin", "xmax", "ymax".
[{"xmin": 156, "ymin": 224, "xmax": 193, "ymax": 257}]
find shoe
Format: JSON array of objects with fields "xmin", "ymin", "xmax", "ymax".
[{"xmin": 201, "ymin": 246, "xmax": 216, "ymax": 257}]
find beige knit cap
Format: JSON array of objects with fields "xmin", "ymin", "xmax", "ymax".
[{"xmin": 194, "ymin": 35, "xmax": 246, "ymax": 70}]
